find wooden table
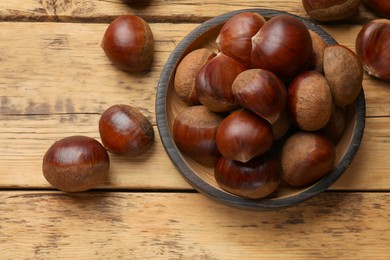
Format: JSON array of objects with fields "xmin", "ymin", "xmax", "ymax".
[{"xmin": 0, "ymin": 1, "xmax": 389, "ymax": 259}]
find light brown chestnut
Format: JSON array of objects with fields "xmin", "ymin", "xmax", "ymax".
[
  {"xmin": 214, "ymin": 153, "xmax": 281, "ymax": 199},
  {"xmin": 216, "ymin": 12, "xmax": 266, "ymax": 66},
  {"xmin": 288, "ymin": 71, "xmax": 332, "ymax": 131},
  {"xmin": 355, "ymin": 19, "xmax": 390, "ymax": 81},
  {"xmin": 216, "ymin": 109, "xmax": 273, "ymax": 163},
  {"xmin": 174, "ymin": 48, "xmax": 216, "ymax": 105},
  {"xmin": 364, "ymin": 0, "xmax": 390, "ymax": 18},
  {"xmin": 323, "ymin": 44, "xmax": 363, "ymax": 106},
  {"xmin": 308, "ymin": 30, "xmax": 327, "ymax": 73},
  {"xmin": 101, "ymin": 15, "xmax": 154, "ymax": 72},
  {"xmin": 173, "ymin": 106, "xmax": 224, "ymax": 166},
  {"xmin": 251, "ymin": 15, "xmax": 312, "ymax": 81},
  {"xmin": 195, "ymin": 53, "xmax": 248, "ymax": 112},
  {"xmin": 302, "ymin": 0, "xmax": 361, "ymax": 21},
  {"xmin": 232, "ymin": 69, "xmax": 287, "ymax": 124},
  {"xmin": 281, "ymin": 132, "xmax": 336, "ymax": 187}
]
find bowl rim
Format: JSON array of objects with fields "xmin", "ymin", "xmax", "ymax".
[{"xmin": 156, "ymin": 8, "xmax": 366, "ymax": 210}]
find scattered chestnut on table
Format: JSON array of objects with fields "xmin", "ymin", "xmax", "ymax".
[
  {"xmin": 99, "ymin": 104, "xmax": 154, "ymax": 157},
  {"xmin": 215, "ymin": 153, "xmax": 281, "ymax": 199},
  {"xmin": 101, "ymin": 15, "xmax": 154, "ymax": 72},
  {"xmin": 42, "ymin": 136, "xmax": 110, "ymax": 192},
  {"xmin": 302, "ymin": 0, "xmax": 361, "ymax": 21},
  {"xmin": 355, "ymin": 19, "xmax": 390, "ymax": 81}
]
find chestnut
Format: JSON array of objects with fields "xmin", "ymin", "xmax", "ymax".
[
  {"xmin": 288, "ymin": 71, "xmax": 332, "ymax": 131},
  {"xmin": 173, "ymin": 106, "xmax": 224, "ymax": 166},
  {"xmin": 355, "ymin": 19, "xmax": 390, "ymax": 81},
  {"xmin": 281, "ymin": 132, "xmax": 336, "ymax": 187},
  {"xmin": 232, "ymin": 69, "xmax": 287, "ymax": 124},
  {"xmin": 216, "ymin": 109, "xmax": 273, "ymax": 163},
  {"xmin": 101, "ymin": 15, "xmax": 154, "ymax": 72},
  {"xmin": 214, "ymin": 153, "xmax": 281, "ymax": 199},
  {"xmin": 195, "ymin": 53, "xmax": 248, "ymax": 112},
  {"xmin": 321, "ymin": 104, "xmax": 347, "ymax": 144},
  {"xmin": 364, "ymin": 0, "xmax": 390, "ymax": 18},
  {"xmin": 99, "ymin": 104, "xmax": 154, "ymax": 157},
  {"xmin": 323, "ymin": 44, "xmax": 363, "ymax": 106},
  {"xmin": 216, "ymin": 12, "xmax": 266, "ymax": 66},
  {"xmin": 251, "ymin": 15, "xmax": 312, "ymax": 81},
  {"xmin": 308, "ymin": 30, "xmax": 327, "ymax": 73},
  {"xmin": 174, "ymin": 48, "xmax": 216, "ymax": 105},
  {"xmin": 302, "ymin": 0, "xmax": 361, "ymax": 21},
  {"xmin": 42, "ymin": 136, "xmax": 110, "ymax": 192}
]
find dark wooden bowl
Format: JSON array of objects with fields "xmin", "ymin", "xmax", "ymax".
[{"xmin": 156, "ymin": 9, "xmax": 366, "ymax": 210}]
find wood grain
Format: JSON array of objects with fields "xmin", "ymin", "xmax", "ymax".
[
  {"xmin": 0, "ymin": 0, "xmax": 379, "ymax": 23},
  {"xmin": 0, "ymin": 22, "xmax": 389, "ymax": 119},
  {"xmin": 0, "ymin": 191, "xmax": 389, "ymax": 259},
  {"xmin": 0, "ymin": 114, "xmax": 388, "ymax": 190}
]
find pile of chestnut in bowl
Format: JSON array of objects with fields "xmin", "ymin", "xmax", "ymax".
[{"xmin": 171, "ymin": 12, "xmax": 364, "ymax": 200}]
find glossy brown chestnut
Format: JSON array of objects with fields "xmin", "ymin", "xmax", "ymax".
[
  {"xmin": 99, "ymin": 104, "xmax": 154, "ymax": 157},
  {"xmin": 364, "ymin": 0, "xmax": 390, "ymax": 18},
  {"xmin": 323, "ymin": 44, "xmax": 364, "ymax": 106},
  {"xmin": 195, "ymin": 53, "xmax": 248, "ymax": 112},
  {"xmin": 174, "ymin": 48, "xmax": 216, "ymax": 105},
  {"xmin": 302, "ymin": 0, "xmax": 361, "ymax": 21},
  {"xmin": 355, "ymin": 19, "xmax": 390, "ymax": 81},
  {"xmin": 251, "ymin": 15, "xmax": 312, "ymax": 81},
  {"xmin": 216, "ymin": 12, "xmax": 266, "ymax": 66},
  {"xmin": 214, "ymin": 153, "xmax": 281, "ymax": 199},
  {"xmin": 42, "ymin": 135, "xmax": 110, "ymax": 192},
  {"xmin": 101, "ymin": 15, "xmax": 154, "ymax": 72},
  {"xmin": 281, "ymin": 132, "xmax": 336, "ymax": 187},
  {"xmin": 288, "ymin": 71, "xmax": 332, "ymax": 131},
  {"xmin": 232, "ymin": 69, "xmax": 287, "ymax": 124},
  {"xmin": 216, "ymin": 109, "xmax": 273, "ymax": 163},
  {"xmin": 173, "ymin": 106, "xmax": 224, "ymax": 166}
]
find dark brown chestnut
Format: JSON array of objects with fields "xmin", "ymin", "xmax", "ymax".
[
  {"xmin": 216, "ymin": 12, "xmax": 266, "ymax": 66},
  {"xmin": 288, "ymin": 71, "xmax": 332, "ymax": 131},
  {"xmin": 214, "ymin": 153, "xmax": 281, "ymax": 199},
  {"xmin": 251, "ymin": 15, "xmax": 312, "ymax": 81},
  {"xmin": 281, "ymin": 132, "xmax": 336, "ymax": 187},
  {"xmin": 355, "ymin": 19, "xmax": 390, "ymax": 81},
  {"xmin": 99, "ymin": 104, "xmax": 154, "ymax": 157},
  {"xmin": 101, "ymin": 15, "xmax": 154, "ymax": 72},
  {"xmin": 232, "ymin": 69, "xmax": 287, "ymax": 124},
  {"xmin": 364, "ymin": 0, "xmax": 390, "ymax": 18},
  {"xmin": 195, "ymin": 53, "xmax": 248, "ymax": 112},
  {"xmin": 216, "ymin": 109, "xmax": 273, "ymax": 163},
  {"xmin": 42, "ymin": 135, "xmax": 110, "ymax": 192},
  {"xmin": 173, "ymin": 106, "xmax": 224, "ymax": 166}
]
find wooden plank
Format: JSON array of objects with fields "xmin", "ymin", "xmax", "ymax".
[
  {"xmin": 0, "ymin": 191, "xmax": 389, "ymax": 259},
  {"xmin": 0, "ymin": 22, "xmax": 389, "ymax": 118},
  {"xmin": 0, "ymin": 114, "xmax": 388, "ymax": 190},
  {"xmin": 0, "ymin": 0, "xmax": 379, "ymax": 23}
]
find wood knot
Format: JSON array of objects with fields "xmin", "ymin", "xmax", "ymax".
[{"xmin": 40, "ymin": 0, "xmax": 73, "ymax": 15}]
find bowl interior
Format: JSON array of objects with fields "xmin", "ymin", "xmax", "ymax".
[{"xmin": 156, "ymin": 9, "xmax": 365, "ymax": 210}]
